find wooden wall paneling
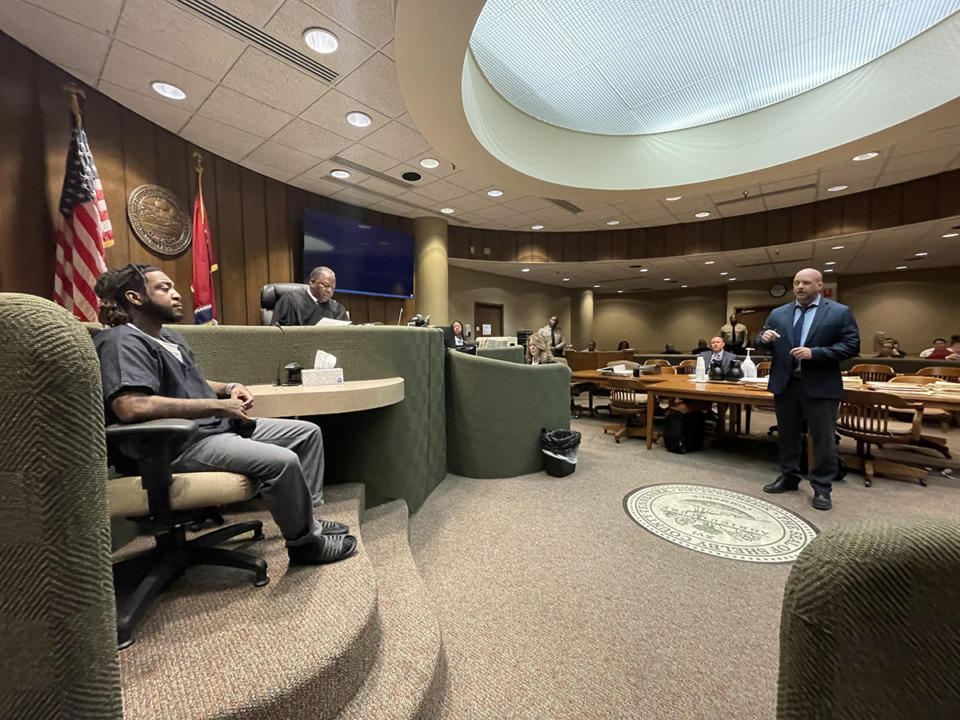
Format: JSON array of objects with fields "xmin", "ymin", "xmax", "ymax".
[
  {"xmin": 595, "ymin": 230, "xmax": 612, "ymax": 260},
  {"xmin": 561, "ymin": 232, "xmax": 578, "ymax": 262},
  {"xmin": 366, "ymin": 295, "xmax": 386, "ymax": 325},
  {"xmin": 840, "ymin": 190, "xmax": 870, "ymax": 235},
  {"xmin": 901, "ymin": 176, "xmax": 938, "ymax": 226},
  {"xmin": 788, "ymin": 203, "xmax": 815, "ymax": 244},
  {"xmin": 935, "ymin": 169, "xmax": 960, "ymax": 218},
  {"xmin": 286, "ymin": 186, "xmax": 308, "ymax": 282},
  {"xmin": 264, "ymin": 178, "xmax": 291, "ymax": 283},
  {"xmin": 651, "ymin": 226, "xmax": 672, "ymax": 257},
  {"xmin": 530, "ymin": 228, "xmax": 548, "ymax": 262},
  {"xmin": 213, "ymin": 158, "xmax": 246, "ymax": 325},
  {"xmin": 383, "ymin": 299, "xmax": 403, "ymax": 326},
  {"xmin": 579, "ymin": 231, "xmax": 597, "ymax": 262},
  {"xmin": 84, "ymin": 86, "xmax": 129, "ymax": 272},
  {"xmin": 155, "ymin": 130, "xmax": 194, "ymax": 319},
  {"xmin": 189, "ymin": 146, "xmax": 223, "ymax": 319},
  {"xmin": 0, "ymin": 39, "xmax": 55, "ymax": 295},
  {"xmin": 681, "ymin": 223, "xmax": 702, "ymax": 255},
  {"xmin": 643, "ymin": 227, "xmax": 665, "ymax": 258},
  {"xmin": 611, "ymin": 229, "xmax": 629, "ymax": 259},
  {"xmin": 766, "ymin": 208, "xmax": 791, "ymax": 246},
  {"xmin": 484, "ymin": 228, "xmax": 501, "ymax": 261},
  {"xmin": 742, "ymin": 213, "xmax": 766, "ymax": 248},
  {"xmin": 628, "ymin": 228, "xmax": 646, "ymax": 257},
  {"xmin": 240, "ymin": 168, "xmax": 269, "ymax": 325},
  {"xmin": 869, "ymin": 184, "xmax": 901, "ymax": 231},
  {"xmin": 447, "ymin": 226, "xmax": 467, "ymax": 259},
  {"xmin": 721, "ymin": 216, "xmax": 744, "ymax": 251},
  {"xmin": 545, "ymin": 232, "xmax": 562, "ymax": 262},
  {"xmin": 514, "ymin": 228, "xmax": 532, "ymax": 262},
  {"xmin": 121, "ymin": 109, "xmax": 161, "ymax": 268},
  {"xmin": 501, "ymin": 231, "xmax": 517, "ymax": 262},
  {"xmin": 813, "ymin": 196, "xmax": 843, "ymax": 239}
]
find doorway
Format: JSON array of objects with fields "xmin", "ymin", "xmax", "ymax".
[
  {"xmin": 735, "ymin": 306, "xmax": 780, "ymax": 346},
  {"xmin": 474, "ymin": 302, "xmax": 504, "ymax": 337}
]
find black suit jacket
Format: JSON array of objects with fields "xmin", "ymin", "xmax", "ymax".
[
  {"xmin": 699, "ymin": 349, "xmax": 737, "ymax": 376},
  {"xmin": 755, "ymin": 298, "xmax": 860, "ymax": 399}
]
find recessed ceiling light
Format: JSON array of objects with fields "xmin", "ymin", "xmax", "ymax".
[
  {"xmin": 487, "ymin": 190, "xmax": 503, "ymax": 197},
  {"xmin": 303, "ymin": 28, "xmax": 338, "ymax": 54},
  {"xmin": 824, "ymin": 268, "xmax": 834, "ymax": 273},
  {"xmin": 827, "ymin": 185, "xmax": 848, "ymax": 192},
  {"xmin": 639, "ymin": 268, "xmax": 649, "ymax": 272},
  {"xmin": 618, "ymin": 290, "xmax": 624, "ymax": 293},
  {"xmin": 330, "ymin": 169, "xmax": 350, "ymax": 179},
  {"xmin": 825, "ymin": 261, "xmax": 836, "ymax": 265},
  {"xmin": 151, "ymin": 82, "xmax": 185, "ymax": 100},
  {"xmin": 606, "ymin": 220, "xmax": 620, "ymax": 226},
  {"xmin": 663, "ymin": 278, "xmax": 671, "ymax": 281},
  {"xmin": 694, "ymin": 212, "xmax": 710, "ymax": 218},
  {"xmin": 943, "ymin": 232, "xmax": 959, "ymax": 238},
  {"xmin": 832, "ymin": 245, "xmax": 845, "ymax": 250},
  {"xmin": 521, "ymin": 268, "xmax": 530, "ymax": 272},
  {"xmin": 419, "ymin": 158, "xmax": 440, "ymax": 169},
  {"xmin": 853, "ymin": 152, "xmax": 879, "ymax": 161},
  {"xmin": 440, "ymin": 207, "xmax": 455, "ymax": 214},
  {"xmin": 594, "ymin": 284, "xmax": 600, "ymax": 288},
  {"xmin": 346, "ymin": 111, "xmax": 371, "ymax": 127},
  {"xmin": 562, "ymin": 277, "xmax": 570, "ymax": 281},
  {"xmin": 665, "ymin": 196, "xmax": 682, "ymax": 202},
  {"xmin": 704, "ymin": 260, "xmax": 715, "ymax": 265},
  {"xmin": 720, "ymin": 271, "xmax": 728, "ymax": 276},
  {"xmin": 896, "ymin": 265, "xmax": 907, "ymax": 270},
  {"xmin": 531, "ymin": 225, "xmax": 544, "ymax": 230},
  {"xmin": 915, "ymin": 252, "xmax": 928, "ymax": 257},
  {"xmin": 681, "ymin": 285, "xmax": 688, "ymax": 288},
  {"xmin": 729, "ymin": 277, "xmax": 737, "ymax": 281}
]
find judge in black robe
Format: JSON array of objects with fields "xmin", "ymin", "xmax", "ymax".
[{"xmin": 272, "ymin": 266, "xmax": 348, "ymax": 326}]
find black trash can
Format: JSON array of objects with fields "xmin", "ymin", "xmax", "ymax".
[{"xmin": 541, "ymin": 428, "xmax": 582, "ymax": 477}]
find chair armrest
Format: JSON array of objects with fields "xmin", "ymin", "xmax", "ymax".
[{"xmin": 106, "ymin": 418, "xmax": 199, "ymax": 440}]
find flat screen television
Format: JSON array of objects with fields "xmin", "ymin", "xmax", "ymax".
[{"xmin": 303, "ymin": 208, "xmax": 414, "ymax": 299}]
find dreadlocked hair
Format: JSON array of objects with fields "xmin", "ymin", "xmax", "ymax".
[{"xmin": 94, "ymin": 264, "xmax": 159, "ymax": 326}]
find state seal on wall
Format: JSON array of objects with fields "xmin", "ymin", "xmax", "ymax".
[{"xmin": 127, "ymin": 184, "xmax": 191, "ymax": 255}]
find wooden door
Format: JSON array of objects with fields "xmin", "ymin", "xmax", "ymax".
[
  {"xmin": 474, "ymin": 302, "xmax": 503, "ymax": 337},
  {"xmin": 736, "ymin": 305, "xmax": 781, "ymax": 346}
]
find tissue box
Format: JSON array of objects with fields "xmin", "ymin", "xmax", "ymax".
[{"xmin": 302, "ymin": 368, "xmax": 344, "ymax": 386}]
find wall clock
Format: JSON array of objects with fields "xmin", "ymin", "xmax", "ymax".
[{"xmin": 769, "ymin": 282, "xmax": 787, "ymax": 298}]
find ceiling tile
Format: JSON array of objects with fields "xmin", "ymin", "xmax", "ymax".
[
  {"xmin": 502, "ymin": 196, "xmax": 556, "ymax": 214},
  {"xmin": 62, "ymin": 66, "xmax": 100, "ymax": 88},
  {"xmin": 114, "ymin": 0, "xmax": 247, "ymax": 82},
  {"xmin": 335, "ymin": 52, "xmax": 406, "ymax": 118},
  {"xmin": 402, "ymin": 153, "xmax": 458, "ymax": 178},
  {"xmin": 271, "ymin": 118, "xmax": 352, "ymax": 158},
  {"xmin": 100, "ymin": 41, "xmax": 215, "ymax": 113},
  {"xmin": 302, "ymin": 0, "xmax": 394, "ymax": 47},
  {"xmin": 395, "ymin": 112, "xmax": 420, "ymax": 132},
  {"xmin": 890, "ymin": 124, "xmax": 960, "ymax": 157},
  {"xmin": 220, "ymin": 46, "xmax": 330, "ymax": 116},
  {"xmin": 716, "ymin": 197, "xmax": 765, "ymax": 216},
  {"xmin": 290, "ymin": 174, "xmax": 343, "ymax": 196},
  {"xmin": 769, "ymin": 243, "xmax": 813, "ymax": 262},
  {"xmin": 381, "ymin": 39, "xmax": 395, "ymax": 59},
  {"xmin": 446, "ymin": 193, "xmax": 494, "ymax": 213},
  {"xmin": 879, "ymin": 148, "xmax": 951, "ymax": 176},
  {"xmin": 263, "ymin": 0, "xmax": 374, "ymax": 78},
  {"xmin": 709, "ymin": 185, "xmax": 761, "ymax": 204},
  {"xmin": 197, "ymin": 85, "xmax": 294, "ymax": 138},
  {"xmin": 22, "ymin": 0, "xmax": 123, "ymax": 34},
  {"xmin": 335, "ymin": 143, "xmax": 398, "ymax": 172},
  {"xmin": 208, "ymin": 0, "xmax": 285, "ymax": 27},
  {"xmin": 446, "ymin": 169, "xmax": 496, "ymax": 192},
  {"xmin": 356, "ymin": 176, "xmax": 408, "ymax": 197},
  {"xmin": 329, "ymin": 186, "xmax": 380, "ymax": 208},
  {"xmin": 97, "ymin": 80, "xmax": 192, "ymax": 134},
  {"xmin": 469, "ymin": 204, "xmax": 518, "ymax": 221},
  {"xmin": 246, "ymin": 140, "xmax": 323, "ymax": 174},
  {"xmin": 300, "ymin": 88, "xmax": 388, "ymax": 139},
  {"xmin": 180, "ymin": 115, "xmax": 264, "ymax": 158},
  {"xmin": 3, "ymin": 0, "xmax": 112, "ymax": 77},
  {"xmin": 360, "ymin": 121, "xmax": 432, "ymax": 161},
  {"xmin": 535, "ymin": 204, "xmax": 579, "ymax": 221},
  {"xmin": 239, "ymin": 157, "xmax": 299, "ymax": 183},
  {"xmin": 760, "ymin": 175, "xmax": 817, "ymax": 194},
  {"xmin": 301, "ymin": 158, "xmax": 355, "ymax": 181},
  {"xmin": 370, "ymin": 199, "xmax": 418, "ymax": 217},
  {"xmin": 763, "ymin": 187, "xmax": 817, "ymax": 209}
]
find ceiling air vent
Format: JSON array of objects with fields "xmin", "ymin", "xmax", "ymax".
[
  {"xmin": 329, "ymin": 156, "xmax": 415, "ymax": 189},
  {"xmin": 546, "ymin": 198, "xmax": 583, "ymax": 213},
  {"xmin": 176, "ymin": 0, "xmax": 338, "ymax": 83}
]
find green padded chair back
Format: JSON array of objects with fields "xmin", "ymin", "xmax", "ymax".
[
  {"xmin": 0, "ymin": 294, "xmax": 122, "ymax": 719},
  {"xmin": 778, "ymin": 517, "xmax": 960, "ymax": 719}
]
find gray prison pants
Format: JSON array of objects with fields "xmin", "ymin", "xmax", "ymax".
[{"xmin": 172, "ymin": 418, "xmax": 325, "ymax": 544}]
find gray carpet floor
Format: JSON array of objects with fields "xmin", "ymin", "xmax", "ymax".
[{"xmin": 409, "ymin": 408, "xmax": 960, "ymax": 720}]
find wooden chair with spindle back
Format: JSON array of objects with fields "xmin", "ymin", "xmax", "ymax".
[
  {"xmin": 602, "ymin": 377, "xmax": 654, "ymax": 444},
  {"xmin": 644, "ymin": 358, "xmax": 670, "ymax": 367},
  {"xmin": 848, "ymin": 364, "xmax": 895, "ymax": 383},
  {"xmin": 678, "ymin": 359, "xmax": 697, "ymax": 375}
]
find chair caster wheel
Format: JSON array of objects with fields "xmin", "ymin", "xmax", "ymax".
[
  {"xmin": 920, "ymin": 479, "xmax": 928, "ymax": 487},
  {"xmin": 254, "ymin": 575, "xmax": 270, "ymax": 587},
  {"xmin": 252, "ymin": 532, "xmax": 265, "ymax": 541}
]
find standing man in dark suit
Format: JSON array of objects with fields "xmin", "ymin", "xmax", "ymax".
[
  {"xmin": 700, "ymin": 336, "xmax": 737, "ymax": 375},
  {"xmin": 756, "ymin": 269, "xmax": 860, "ymax": 510}
]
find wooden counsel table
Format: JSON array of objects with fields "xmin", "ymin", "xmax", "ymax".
[{"xmin": 245, "ymin": 378, "xmax": 404, "ymax": 418}]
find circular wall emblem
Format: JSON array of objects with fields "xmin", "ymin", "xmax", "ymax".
[
  {"xmin": 624, "ymin": 484, "xmax": 817, "ymax": 563},
  {"xmin": 127, "ymin": 184, "xmax": 191, "ymax": 255}
]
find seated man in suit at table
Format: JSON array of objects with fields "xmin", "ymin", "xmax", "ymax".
[
  {"xmin": 94, "ymin": 264, "xmax": 356, "ymax": 565},
  {"xmin": 272, "ymin": 266, "xmax": 348, "ymax": 326},
  {"xmin": 700, "ymin": 336, "xmax": 737, "ymax": 375}
]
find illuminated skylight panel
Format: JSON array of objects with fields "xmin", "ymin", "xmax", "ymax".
[{"xmin": 469, "ymin": 0, "xmax": 960, "ymax": 136}]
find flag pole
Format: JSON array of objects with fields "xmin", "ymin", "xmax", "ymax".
[{"xmin": 62, "ymin": 83, "xmax": 85, "ymax": 126}]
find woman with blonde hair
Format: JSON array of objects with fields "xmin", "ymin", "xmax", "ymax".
[{"xmin": 526, "ymin": 332, "xmax": 556, "ymax": 365}]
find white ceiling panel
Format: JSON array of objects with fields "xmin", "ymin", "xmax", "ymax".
[
  {"xmin": 890, "ymin": 123, "xmax": 960, "ymax": 157},
  {"xmin": 300, "ymin": 88, "xmax": 387, "ymax": 139},
  {"xmin": 197, "ymin": 86, "xmax": 294, "ymax": 138},
  {"xmin": 359, "ymin": 121, "xmax": 432, "ymax": 162},
  {"xmin": 100, "ymin": 41, "xmax": 215, "ymax": 113},
  {"xmin": 355, "ymin": 176, "xmax": 408, "ymax": 197},
  {"xmin": 239, "ymin": 157, "xmax": 299, "ymax": 183},
  {"xmin": 335, "ymin": 52, "xmax": 406, "ymax": 118},
  {"xmin": 290, "ymin": 174, "xmax": 343, "ymax": 196},
  {"xmin": 334, "ymin": 143, "xmax": 398, "ymax": 172},
  {"xmin": 115, "ymin": 0, "xmax": 247, "ymax": 82},
  {"xmin": 303, "ymin": 0, "xmax": 395, "ymax": 47},
  {"xmin": 759, "ymin": 175, "xmax": 817, "ymax": 194},
  {"xmin": 245, "ymin": 140, "xmax": 322, "ymax": 174},
  {"xmin": 97, "ymin": 81, "xmax": 192, "ymax": 134},
  {"xmin": 768, "ymin": 242, "xmax": 814, "ymax": 262},
  {"xmin": 716, "ymin": 197, "xmax": 766, "ymax": 216},
  {"xmin": 880, "ymin": 148, "xmax": 954, "ymax": 176},
  {"xmin": 210, "ymin": 0, "xmax": 285, "ymax": 28},
  {"xmin": 763, "ymin": 187, "xmax": 817, "ymax": 209},
  {"xmin": 180, "ymin": 115, "xmax": 264, "ymax": 158},
  {"xmin": 220, "ymin": 46, "xmax": 330, "ymax": 116},
  {"xmin": 4, "ymin": 0, "xmax": 112, "ymax": 77},
  {"xmin": 271, "ymin": 118, "xmax": 352, "ymax": 158},
  {"xmin": 22, "ymin": 0, "xmax": 123, "ymax": 34}
]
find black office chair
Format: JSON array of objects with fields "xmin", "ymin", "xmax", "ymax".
[
  {"xmin": 260, "ymin": 283, "xmax": 309, "ymax": 325},
  {"xmin": 108, "ymin": 419, "xmax": 268, "ymax": 648}
]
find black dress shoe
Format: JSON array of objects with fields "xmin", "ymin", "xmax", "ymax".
[
  {"xmin": 812, "ymin": 493, "xmax": 832, "ymax": 511},
  {"xmin": 763, "ymin": 475, "xmax": 801, "ymax": 494}
]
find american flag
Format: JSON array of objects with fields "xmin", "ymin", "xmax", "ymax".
[{"xmin": 54, "ymin": 117, "xmax": 113, "ymax": 321}]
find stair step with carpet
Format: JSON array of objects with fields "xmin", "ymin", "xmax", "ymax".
[
  {"xmin": 337, "ymin": 499, "xmax": 446, "ymax": 720},
  {"xmin": 118, "ymin": 483, "xmax": 381, "ymax": 720}
]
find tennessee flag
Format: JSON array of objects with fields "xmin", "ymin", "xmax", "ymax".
[{"xmin": 191, "ymin": 170, "xmax": 218, "ymax": 324}]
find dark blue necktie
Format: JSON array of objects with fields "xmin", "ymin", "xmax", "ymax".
[{"xmin": 793, "ymin": 305, "xmax": 810, "ymax": 368}]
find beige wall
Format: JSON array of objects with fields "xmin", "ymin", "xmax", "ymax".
[
  {"xmin": 593, "ymin": 287, "xmax": 727, "ymax": 353},
  {"xmin": 838, "ymin": 266, "xmax": 960, "ymax": 355},
  {"xmin": 448, "ymin": 266, "xmax": 572, "ymax": 342}
]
